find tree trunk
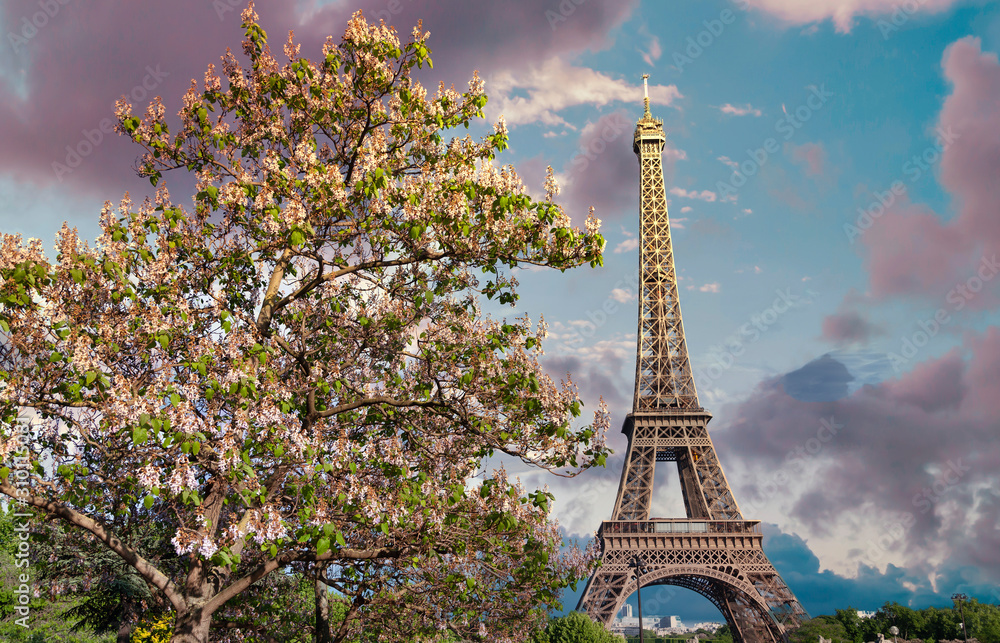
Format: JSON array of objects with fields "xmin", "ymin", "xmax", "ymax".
[
  {"xmin": 171, "ymin": 607, "xmax": 213, "ymax": 643},
  {"xmin": 316, "ymin": 563, "xmax": 332, "ymax": 643},
  {"xmin": 116, "ymin": 622, "xmax": 133, "ymax": 643}
]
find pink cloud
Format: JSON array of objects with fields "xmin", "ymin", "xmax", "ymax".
[
  {"xmin": 861, "ymin": 199, "xmax": 973, "ymax": 301},
  {"xmin": 881, "ymin": 349, "xmax": 966, "ymax": 413},
  {"xmin": 939, "ymin": 38, "xmax": 1000, "ymax": 252},
  {"xmin": 640, "ymin": 35, "xmax": 662, "ymax": 67},
  {"xmin": 0, "ymin": 0, "xmax": 638, "ymax": 199},
  {"xmin": 789, "ymin": 141, "xmax": 827, "ymax": 176},
  {"xmin": 821, "ymin": 310, "xmax": 884, "ymax": 345},
  {"xmin": 742, "ymin": 0, "xmax": 962, "ymax": 34},
  {"xmin": 858, "ymin": 38, "xmax": 1000, "ymax": 308},
  {"xmin": 718, "ymin": 103, "xmax": 762, "ymax": 117},
  {"xmin": 562, "ymin": 111, "xmax": 684, "ymax": 224}
]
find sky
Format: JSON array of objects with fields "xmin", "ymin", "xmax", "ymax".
[{"xmin": 2, "ymin": 0, "xmax": 999, "ymax": 627}]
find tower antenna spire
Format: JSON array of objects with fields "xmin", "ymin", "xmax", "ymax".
[{"xmin": 642, "ymin": 73, "xmax": 651, "ymax": 116}]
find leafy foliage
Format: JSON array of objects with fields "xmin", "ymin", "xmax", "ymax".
[
  {"xmin": 531, "ymin": 611, "xmax": 624, "ymax": 643},
  {"xmin": 833, "ymin": 603, "xmax": 1000, "ymax": 643},
  {"xmin": 788, "ymin": 614, "xmax": 851, "ymax": 643},
  {"xmin": 0, "ymin": 2, "xmax": 608, "ymax": 642}
]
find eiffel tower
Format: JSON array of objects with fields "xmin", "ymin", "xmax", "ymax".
[{"xmin": 576, "ymin": 76, "xmax": 808, "ymax": 643}]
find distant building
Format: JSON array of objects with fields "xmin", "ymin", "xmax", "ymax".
[
  {"xmin": 619, "ymin": 604, "xmax": 633, "ymax": 619},
  {"xmin": 657, "ymin": 616, "xmax": 683, "ymax": 628},
  {"xmin": 692, "ymin": 622, "xmax": 725, "ymax": 633}
]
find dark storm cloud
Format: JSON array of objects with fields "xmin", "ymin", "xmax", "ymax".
[
  {"xmin": 780, "ymin": 354, "xmax": 854, "ymax": 402},
  {"xmin": 721, "ymin": 327, "xmax": 1000, "ymax": 573}
]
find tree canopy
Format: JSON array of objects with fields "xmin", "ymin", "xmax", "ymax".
[{"xmin": 0, "ymin": 3, "xmax": 609, "ymax": 641}]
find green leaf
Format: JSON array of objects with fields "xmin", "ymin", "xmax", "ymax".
[
  {"xmin": 143, "ymin": 495, "xmax": 154, "ymax": 509},
  {"xmin": 290, "ymin": 229, "xmax": 305, "ymax": 247},
  {"xmin": 317, "ymin": 536, "xmax": 330, "ymax": 556},
  {"xmin": 171, "ymin": 393, "xmax": 180, "ymax": 407},
  {"xmin": 85, "ymin": 371, "xmax": 97, "ymax": 386},
  {"xmin": 335, "ymin": 531, "xmax": 346, "ymax": 547}
]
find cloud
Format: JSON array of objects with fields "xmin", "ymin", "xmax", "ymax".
[
  {"xmin": 718, "ymin": 103, "xmax": 763, "ymax": 117},
  {"xmin": 640, "ymin": 35, "xmax": 662, "ymax": 67},
  {"xmin": 847, "ymin": 38, "xmax": 1000, "ymax": 308},
  {"xmin": 669, "ymin": 187, "xmax": 717, "ymax": 201},
  {"xmin": 680, "ymin": 206, "xmax": 692, "ymax": 213},
  {"xmin": 0, "ymin": 0, "xmax": 639, "ymax": 195},
  {"xmin": 742, "ymin": 0, "xmax": 963, "ymax": 34},
  {"xmin": 543, "ymin": 347, "xmax": 631, "ymax": 414},
  {"xmin": 762, "ymin": 526, "xmax": 998, "ymax": 618},
  {"xmin": 821, "ymin": 310, "xmax": 885, "ymax": 345},
  {"xmin": 721, "ymin": 326, "xmax": 1000, "ymax": 577},
  {"xmin": 613, "ymin": 237, "xmax": 639, "ymax": 253},
  {"xmin": 561, "ymin": 111, "xmax": 685, "ymax": 224},
  {"xmin": 780, "ymin": 354, "xmax": 854, "ymax": 402},
  {"xmin": 861, "ymin": 199, "xmax": 976, "ymax": 301},
  {"xmin": 610, "ymin": 288, "xmax": 635, "ymax": 303},
  {"xmin": 789, "ymin": 141, "xmax": 827, "ymax": 176},
  {"xmin": 699, "ymin": 282, "xmax": 721, "ymax": 293},
  {"xmin": 718, "ymin": 155, "xmax": 740, "ymax": 169},
  {"xmin": 487, "ymin": 57, "xmax": 681, "ymax": 127}
]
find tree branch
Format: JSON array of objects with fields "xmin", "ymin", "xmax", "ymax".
[{"xmin": 0, "ymin": 482, "xmax": 185, "ymax": 614}]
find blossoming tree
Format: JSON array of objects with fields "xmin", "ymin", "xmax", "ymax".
[{"xmin": 0, "ymin": 4, "xmax": 609, "ymax": 642}]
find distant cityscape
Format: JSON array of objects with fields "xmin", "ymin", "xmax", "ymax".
[{"xmin": 610, "ymin": 604, "xmax": 725, "ymax": 638}]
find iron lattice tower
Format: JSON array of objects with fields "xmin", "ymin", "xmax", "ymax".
[{"xmin": 576, "ymin": 77, "xmax": 808, "ymax": 643}]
